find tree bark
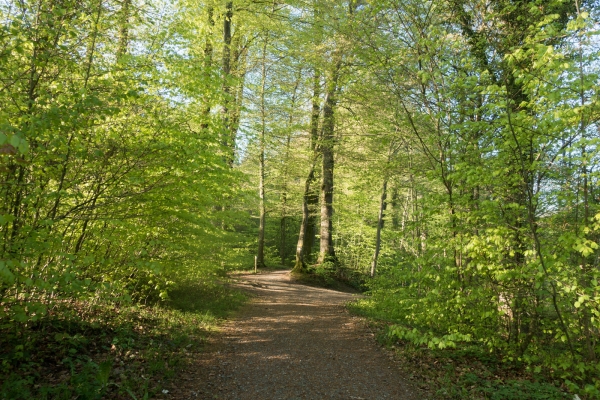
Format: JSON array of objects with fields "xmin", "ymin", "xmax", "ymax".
[
  {"xmin": 230, "ymin": 33, "xmax": 247, "ymax": 142},
  {"xmin": 221, "ymin": 1, "xmax": 234, "ymax": 166},
  {"xmin": 371, "ymin": 179, "xmax": 387, "ymax": 278},
  {"xmin": 304, "ymin": 70, "xmax": 321, "ymax": 262},
  {"xmin": 201, "ymin": 6, "xmax": 214, "ymax": 131},
  {"xmin": 317, "ymin": 56, "xmax": 341, "ymax": 265},
  {"xmin": 256, "ymin": 36, "xmax": 267, "ymax": 268},
  {"xmin": 293, "ymin": 69, "xmax": 321, "ymax": 272},
  {"xmin": 279, "ymin": 72, "xmax": 301, "ymax": 265},
  {"xmin": 116, "ymin": 0, "xmax": 130, "ymax": 59},
  {"xmin": 293, "ymin": 164, "xmax": 317, "ymax": 273}
]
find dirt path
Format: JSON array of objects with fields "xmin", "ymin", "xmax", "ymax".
[{"xmin": 166, "ymin": 270, "xmax": 418, "ymax": 399}]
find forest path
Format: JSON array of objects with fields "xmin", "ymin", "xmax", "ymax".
[{"xmin": 166, "ymin": 270, "xmax": 418, "ymax": 399}]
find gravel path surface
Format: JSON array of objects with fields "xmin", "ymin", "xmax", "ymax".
[{"xmin": 166, "ymin": 270, "xmax": 418, "ymax": 399}]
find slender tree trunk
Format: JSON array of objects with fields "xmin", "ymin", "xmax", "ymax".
[
  {"xmin": 316, "ymin": 1, "xmax": 359, "ymax": 265},
  {"xmin": 201, "ymin": 6, "xmax": 214, "ymax": 131},
  {"xmin": 256, "ymin": 36, "xmax": 267, "ymax": 268},
  {"xmin": 116, "ymin": 0, "xmax": 130, "ymax": 59},
  {"xmin": 371, "ymin": 143, "xmax": 398, "ymax": 277},
  {"xmin": 279, "ymin": 133, "xmax": 291, "ymax": 265},
  {"xmin": 230, "ymin": 34, "xmax": 247, "ymax": 141},
  {"xmin": 213, "ymin": 1, "xmax": 234, "ymax": 230},
  {"xmin": 279, "ymin": 72, "xmax": 301, "ymax": 265},
  {"xmin": 305, "ymin": 71, "xmax": 321, "ymax": 262},
  {"xmin": 279, "ymin": 199, "xmax": 287, "ymax": 265},
  {"xmin": 257, "ymin": 150, "xmax": 266, "ymax": 267},
  {"xmin": 222, "ymin": 1, "xmax": 234, "ymax": 166},
  {"xmin": 279, "ymin": 134, "xmax": 291, "ymax": 265},
  {"xmin": 390, "ymin": 185, "xmax": 399, "ymax": 230},
  {"xmin": 371, "ymin": 179, "xmax": 387, "ymax": 278}
]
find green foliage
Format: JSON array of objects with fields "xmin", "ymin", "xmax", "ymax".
[
  {"xmin": 480, "ymin": 380, "xmax": 570, "ymax": 400},
  {"xmin": 1, "ymin": 0, "xmax": 599, "ymax": 397},
  {"xmin": 342, "ymin": 0, "xmax": 600, "ymax": 397},
  {"xmin": 388, "ymin": 326, "xmax": 473, "ymax": 350},
  {"xmin": 0, "ymin": 280, "xmax": 247, "ymax": 399},
  {"xmin": 0, "ymin": 0, "xmax": 257, "ymax": 394},
  {"xmin": 0, "ymin": 0, "xmax": 253, "ymax": 319}
]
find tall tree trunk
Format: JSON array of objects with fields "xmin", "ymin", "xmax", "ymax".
[
  {"xmin": 279, "ymin": 132, "xmax": 291, "ymax": 266},
  {"xmin": 116, "ymin": 0, "xmax": 130, "ymax": 59},
  {"xmin": 279, "ymin": 196, "xmax": 287, "ymax": 265},
  {"xmin": 214, "ymin": 1, "xmax": 234, "ymax": 228},
  {"xmin": 279, "ymin": 72, "xmax": 301, "ymax": 265},
  {"xmin": 293, "ymin": 70, "xmax": 321, "ymax": 272},
  {"xmin": 293, "ymin": 165, "xmax": 317, "ymax": 273},
  {"xmin": 317, "ymin": 56, "xmax": 341, "ymax": 265},
  {"xmin": 257, "ymin": 146, "xmax": 266, "ymax": 267},
  {"xmin": 230, "ymin": 33, "xmax": 247, "ymax": 141},
  {"xmin": 221, "ymin": 1, "xmax": 234, "ymax": 166},
  {"xmin": 201, "ymin": 6, "xmax": 214, "ymax": 131},
  {"xmin": 305, "ymin": 70, "xmax": 321, "ymax": 262},
  {"xmin": 370, "ymin": 179, "xmax": 387, "ymax": 278},
  {"xmin": 256, "ymin": 36, "xmax": 267, "ymax": 268},
  {"xmin": 371, "ymin": 143, "xmax": 398, "ymax": 277}
]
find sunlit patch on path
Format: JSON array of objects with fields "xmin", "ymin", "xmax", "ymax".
[{"xmin": 166, "ymin": 270, "xmax": 417, "ymax": 399}]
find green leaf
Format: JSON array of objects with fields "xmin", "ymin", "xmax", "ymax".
[
  {"xmin": 17, "ymin": 139, "xmax": 29, "ymax": 154},
  {"xmin": 0, "ymin": 262, "xmax": 15, "ymax": 285},
  {"xmin": 8, "ymin": 134, "xmax": 20, "ymax": 148}
]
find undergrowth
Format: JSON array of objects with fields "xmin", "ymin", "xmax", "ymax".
[
  {"xmin": 0, "ymin": 281, "xmax": 247, "ymax": 400},
  {"xmin": 290, "ymin": 262, "xmax": 366, "ymax": 293},
  {"xmin": 348, "ymin": 300, "xmax": 576, "ymax": 400}
]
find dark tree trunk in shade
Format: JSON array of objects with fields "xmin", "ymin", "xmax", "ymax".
[
  {"xmin": 370, "ymin": 179, "xmax": 387, "ymax": 278},
  {"xmin": 221, "ymin": 1, "xmax": 234, "ymax": 166}
]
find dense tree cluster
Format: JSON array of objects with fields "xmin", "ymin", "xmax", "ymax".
[
  {"xmin": 2, "ymin": 0, "xmax": 600, "ymax": 394},
  {"xmin": 0, "ymin": 0, "xmax": 251, "ymax": 318}
]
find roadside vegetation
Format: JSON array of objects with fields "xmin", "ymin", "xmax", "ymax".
[
  {"xmin": 349, "ymin": 299, "xmax": 579, "ymax": 400},
  {"xmin": 2, "ymin": 0, "xmax": 599, "ymax": 398},
  {"xmin": 1, "ymin": 280, "xmax": 247, "ymax": 399}
]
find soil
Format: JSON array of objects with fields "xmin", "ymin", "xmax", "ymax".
[{"xmin": 164, "ymin": 270, "xmax": 419, "ymax": 400}]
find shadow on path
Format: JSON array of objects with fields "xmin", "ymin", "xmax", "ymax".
[{"xmin": 166, "ymin": 270, "xmax": 418, "ymax": 400}]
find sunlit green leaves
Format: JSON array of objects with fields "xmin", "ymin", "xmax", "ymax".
[{"xmin": 344, "ymin": 0, "xmax": 600, "ymax": 394}]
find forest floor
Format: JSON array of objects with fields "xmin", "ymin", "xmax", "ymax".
[{"xmin": 162, "ymin": 270, "xmax": 420, "ymax": 400}]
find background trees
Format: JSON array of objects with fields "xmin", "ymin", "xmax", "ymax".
[
  {"xmin": 0, "ymin": 0, "xmax": 250, "ymax": 320},
  {"xmin": 2, "ymin": 0, "xmax": 600, "ymax": 395},
  {"xmin": 343, "ymin": 0, "xmax": 600, "ymax": 394}
]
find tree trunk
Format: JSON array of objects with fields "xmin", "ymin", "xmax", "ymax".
[
  {"xmin": 201, "ymin": 6, "xmax": 214, "ymax": 131},
  {"xmin": 317, "ymin": 57, "xmax": 341, "ymax": 265},
  {"xmin": 230, "ymin": 33, "xmax": 247, "ymax": 140},
  {"xmin": 293, "ymin": 164, "xmax": 317, "ymax": 273},
  {"xmin": 293, "ymin": 69, "xmax": 322, "ymax": 272},
  {"xmin": 257, "ymin": 149, "xmax": 266, "ymax": 267},
  {"xmin": 116, "ymin": 0, "xmax": 130, "ymax": 59},
  {"xmin": 279, "ymin": 138, "xmax": 290, "ymax": 265},
  {"xmin": 221, "ymin": 1, "xmax": 234, "ymax": 166},
  {"xmin": 371, "ymin": 179, "xmax": 387, "ymax": 278},
  {"xmin": 256, "ymin": 36, "xmax": 267, "ymax": 268},
  {"xmin": 305, "ymin": 70, "xmax": 321, "ymax": 262},
  {"xmin": 279, "ymin": 72, "xmax": 301, "ymax": 265}
]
